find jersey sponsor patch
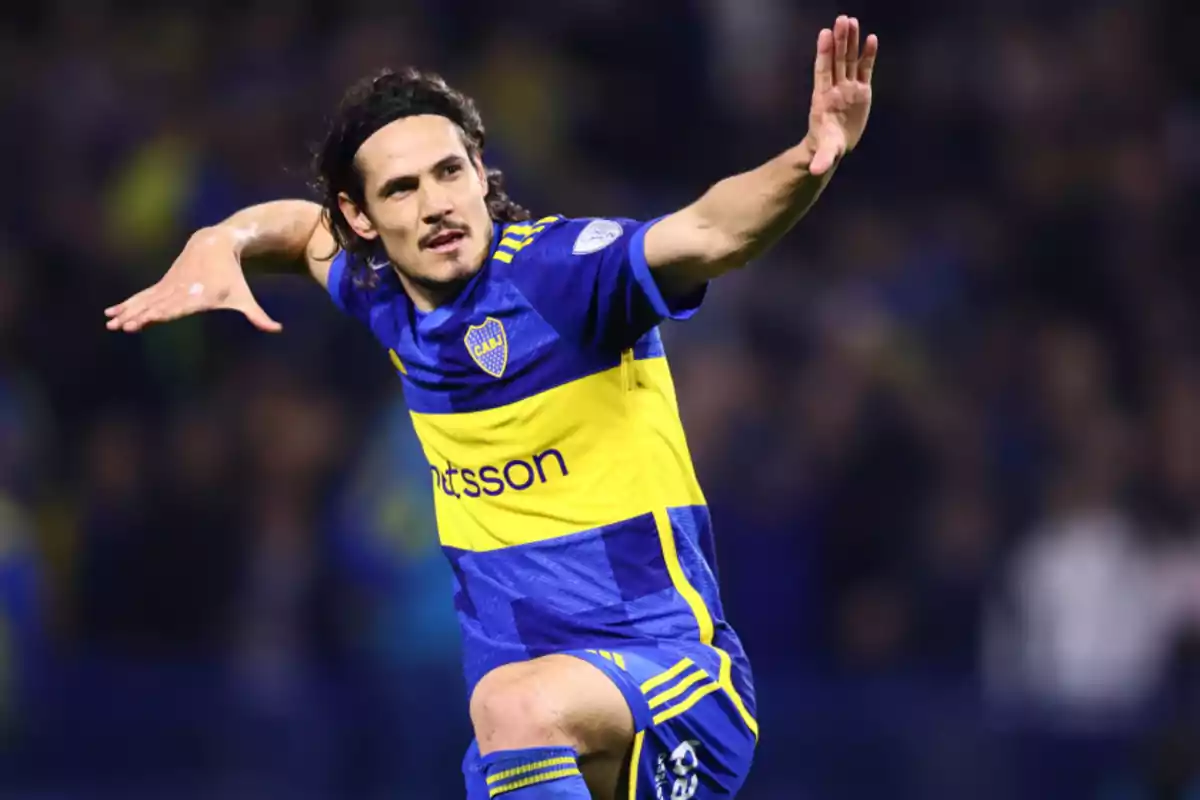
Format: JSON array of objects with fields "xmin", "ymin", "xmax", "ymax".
[{"xmin": 572, "ymin": 219, "xmax": 623, "ymax": 255}]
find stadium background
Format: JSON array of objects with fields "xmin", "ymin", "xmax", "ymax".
[{"xmin": 1, "ymin": 0, "xmax": 1198, "ymax": 797}]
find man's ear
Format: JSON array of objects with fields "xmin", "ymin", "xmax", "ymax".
[{"xmin": 338, "ymin": 192, "xmax": 378, "ymax": 240}]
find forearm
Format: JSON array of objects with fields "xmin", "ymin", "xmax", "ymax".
[
  {"xmin": 197, "ymin": 200, "xmax": 325, "ymax": 276},
  {"xmin": 699, "ymin": 139, "xmax": 831, "ymax": 265},
  {"xmin": 645, "ymin": 139, "xmax": 835, "ymax": 290}
]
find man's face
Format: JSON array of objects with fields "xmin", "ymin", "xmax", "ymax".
[{"xmin": 340, "ymin": 115, "xmax": 492, "ymax": 301}]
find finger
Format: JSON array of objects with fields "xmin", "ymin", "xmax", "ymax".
[
  {"xmin": 105, "ymin": 293, "xmax": 139, "ymax": 317},
  {"xmin": 814, "ymin": 28, "xmax": 834, "ymax": 93},
  {"xmin": 120, "ymin": 286, "xmax": 182, "ymax": 332},
  {"xmin": 241, "ymin": 301, "xmax": 283, "ymax": 333},
  {"xmin": 108, "ymin": 287, "xmax": 167, "ymax": 330},
  {"xmin": 833, "ymin": 15, "xmax": 849, "ymax": 84},
  {"xmin": 847, "ymin": 17, "xmax": 861, "ymax": 71},
  {"xmin": 858, "ymin": 34, "xmax": 879, "ymax": 84},
  {"xmin": 105, "ymin": 285, "xmax": 159, "ymax": 323},
  {"xmin": 121, "ymin": 305, "xmax": 163, "ymax": 332}
]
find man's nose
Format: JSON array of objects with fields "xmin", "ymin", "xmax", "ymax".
[{"xmin": 420, "ymin": 183, "xmax": 454, "ymax": 224}]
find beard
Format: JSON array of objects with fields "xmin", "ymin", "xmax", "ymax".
[{"xmin": 392, "ymin": 249, "xmax": 486, "ymax": 307}]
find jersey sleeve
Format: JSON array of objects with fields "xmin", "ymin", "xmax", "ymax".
[
  {"xmin": 508, "ymin": 216, "xmax": 707, "ymax": 352},
  {"xmin": 324, "ymin": 250, "xmax": 391, "ymax": 326}
]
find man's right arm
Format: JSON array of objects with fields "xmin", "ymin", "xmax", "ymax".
[
  {"xmin": 210, "ymin": 199, "xmax": 336, "ymax": 290},
  {"xmin": 106, "ymin": 200, "xmax": 341, "ymax": 333}
]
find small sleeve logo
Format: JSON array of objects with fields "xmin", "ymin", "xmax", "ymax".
[{"xmin": 571, "ymin": 219, "xmax": 624, "ymax": 255}]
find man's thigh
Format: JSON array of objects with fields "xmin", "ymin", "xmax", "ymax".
[
  {"xmin": 463, "ymin": 647, "xmax": 756, "ymax": 799},
  {"xmin": 463, "ymin": 653, "xmax": 636, "ymax": 799}
]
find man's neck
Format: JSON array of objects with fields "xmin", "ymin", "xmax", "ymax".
[
  {"xmin": 397, "ymin": 221, "xmax": 495, "ymax": 313},
  {"xmin": 397, "ymin": 271, "xmax": 458, "ymax": 313}
]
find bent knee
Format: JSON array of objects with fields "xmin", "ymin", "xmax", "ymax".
[
  {"xmin": 471, "ymin": 662, "xmax": 570, "ymax": 753},
  {"xmin": 470, "ymin": 656, "xmax": 634, "ymax": 757}
]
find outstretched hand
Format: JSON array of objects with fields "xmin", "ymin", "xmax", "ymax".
[
  {"xmin": 105, "ymin": 231, "xmax": 282, "ymax": 333},
  {"xmin": 807, "ymin": 15, "xmax": 878, "ymax": 176}
]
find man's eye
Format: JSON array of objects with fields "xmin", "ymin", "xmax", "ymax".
[{"xmin": 445, "ymin": 164, "xmax": 462, "ymax": 176}]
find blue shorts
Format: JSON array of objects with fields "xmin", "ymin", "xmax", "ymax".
[{"xmin": 462, "ymin": 643, "xmax": 757, "ymax": 799}]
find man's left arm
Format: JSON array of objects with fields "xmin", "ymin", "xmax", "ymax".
[{"xmin": 646, "ymin": 15, "xmax": 878, "ymax": 296}]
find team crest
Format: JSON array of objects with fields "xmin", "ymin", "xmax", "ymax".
[{"xmin": 464, "ymin": 317, "xmax": 508, "ymax": 378}]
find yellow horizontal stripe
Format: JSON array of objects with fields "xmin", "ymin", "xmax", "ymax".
[
  {"xmin": 614, "ymin": 653, "xmax": 626, "ymax": 670},
  {"xmin": 640, "ymin": 658, "xmax": 693, "ymax": 694},
  {"xmin": 648, "ymin": 670, "xmax": 708, "ymax": 709},
  {"xmin": 499, "ymin": 237, "xmax": 534, "ymax": 251},
  {"xmin": 412, "ymin": 360, "xmax": 705, "ymax": 551},
  {"xmin": 652, "ymin": 682, "xmax": 721, "ymax": 726},
  {"xmin": 486, "ymin": 757, "xmax": 576, "ymax": 785},
  {"xmin": 490, "ymin": 767, "xmax": 581, "ymax": 796},
  {"xmin": 502, "ymin": 224, "xmax": 534, "ymax": 237},
  {"xmin": 492, "ymin": 250, "xmax": 513, "ymax": 263},
  {"xmin": 718, "ymin": 648, "xmax": 759, "ymax": 738},
  {"xmin": 536, "ymin": 215, "xmax": 559, "ymax": 224}
]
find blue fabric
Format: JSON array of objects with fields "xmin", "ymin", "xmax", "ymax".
[
  {"xmin": 327, "ymin": 216, "xmax": 756, "ymax": 798},
  {"xmin": 442, "ymin": 507, "xmax": 752, "ymax": 700},
  {"xmin": 507, "ymin": 216, "xmax": 706, "ymax": 352},
  {"xmin": 324, "ymin": 217, "xmax": 706, "ymax": 413}
]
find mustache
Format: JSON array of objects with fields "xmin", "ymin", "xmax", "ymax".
[{"xmin": 420, "ymin": 221, "xmax": 469, "ymax": 249}]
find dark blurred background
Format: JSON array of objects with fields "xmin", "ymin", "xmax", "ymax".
[{"xmin": 1, "ymin": 0, "xmax": 1198, "ymax": 797}]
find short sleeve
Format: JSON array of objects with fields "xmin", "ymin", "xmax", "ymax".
[
  {"xmin": 508, "ymin": 216, "xmax": 707, "ymax": 352},
  {"xmin": 325, "ymin": 250, "xmax": 395, "ymax": 326}
]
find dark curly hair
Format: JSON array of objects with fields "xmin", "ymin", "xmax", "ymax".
[{"xmin": 312, "ymin": 68, "xmax": 531, "ymax": 285}]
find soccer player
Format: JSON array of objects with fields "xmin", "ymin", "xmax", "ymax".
[{"xmin": 106, "ymin": 16, "xmax": 876, "ymax": 799}]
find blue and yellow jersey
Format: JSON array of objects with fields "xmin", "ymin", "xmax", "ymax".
[{"xmin": 326, "ymin": 215, "xmax": 755, "ymax": 725}]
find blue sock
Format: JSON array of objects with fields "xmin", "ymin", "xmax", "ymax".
[{"xmin": 481, "ymin": 746, "xmax": 589, "ymax": 798}]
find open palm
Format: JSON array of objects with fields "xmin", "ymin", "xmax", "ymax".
[
  {"xmin": 808, "ymin": 15, "xmax": 879, "ymax": 176},
  {"xmin": 105, "ymin": 233, "xmax": 281, "ymax": 333}
]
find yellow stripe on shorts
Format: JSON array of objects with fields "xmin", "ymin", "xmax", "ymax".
[
  {"xmin": 652, "ymin": 682, "xmax": 722, "ymax": 727},
  {"xmin": 640, "ymin": 658, "xmax": 693, "ymax": 694},
  {"xmin": 647, "ymin": 669, "xmax": 709, "ymax": 710}
]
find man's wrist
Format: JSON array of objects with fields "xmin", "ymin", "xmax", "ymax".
[
  {"xmin": 785, "ymin": 135, "xmax": 821, "ymax": 173},
  {"xmin": 194, "ymin": 223, "xmax": 260, "ymax": 259},
  {"xmin": 187, "ymin": 225, "xmax": 234, "ymax": 256},
  {"xmin": 801, "ymin": 133, "xmax": 820, "ymax": 161}
]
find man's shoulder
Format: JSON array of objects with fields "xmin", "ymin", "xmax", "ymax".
[
  {"xmin": 491, "ymin": 215, "xmax": 565, "ymax": 266},
  {"xmin": 494, "ymin": 215, "xmax": 639, "ymax": 269}
]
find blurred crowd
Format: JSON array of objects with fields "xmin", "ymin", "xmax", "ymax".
[{"xmin": 0, "ymin": 0, "xmax": 1198, "ymax": 796}]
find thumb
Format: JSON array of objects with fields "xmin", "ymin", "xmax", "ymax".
[
  {"xmin": 242, "ymin": 300, "xmax": 283, "ymax": 333},
  {"xmin": 809, "ymin": 140, "xmax": 840, "ymax": 176}
]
